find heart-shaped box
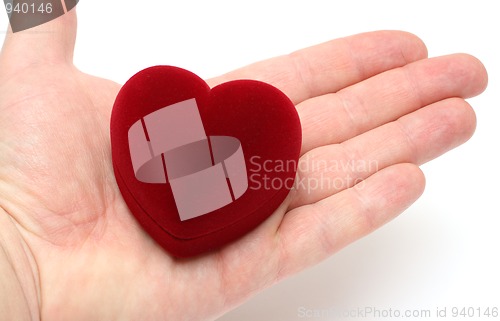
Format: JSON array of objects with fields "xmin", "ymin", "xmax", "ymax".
[{"xmin": 111, "ymin": 66, "xmax": 301, "ymax": 257}]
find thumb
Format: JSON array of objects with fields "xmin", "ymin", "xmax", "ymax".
[{"xmin": 0, "ymin": 5, "xmax": 77, "ymax": 68}]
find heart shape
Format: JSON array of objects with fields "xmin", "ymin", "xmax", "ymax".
[
  {"xmin": 5, "ymin": 0, "xmax": 79, "ymax": 33},
  {"xmin": 111, "ymin": 66, "xmax": 301, "ymax": 257}
]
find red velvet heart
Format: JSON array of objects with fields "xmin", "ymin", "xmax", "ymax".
[{"xmin": 111, "ymin": 66, "xmax": 301, "ymax": 257}]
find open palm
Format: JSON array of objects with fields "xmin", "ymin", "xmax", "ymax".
[{"xmin": 0, "ymin": 11, "xmax": 487, "ymax": 321}]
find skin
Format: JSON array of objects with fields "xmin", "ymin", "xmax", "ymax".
[{"xmin": 0, "ymin": 10, "xmax": 487, "ymax": 321}]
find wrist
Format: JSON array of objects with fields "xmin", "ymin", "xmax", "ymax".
[{"xmin": 0, "ymin": 207, "xmax": 40, "ymax": 321}]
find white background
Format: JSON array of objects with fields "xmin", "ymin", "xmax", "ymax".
[{"xmin": 2, "ymin": 1, "xmax": 499, "ymax": 320}]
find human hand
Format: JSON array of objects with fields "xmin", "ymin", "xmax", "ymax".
[{"xmin": 0, "ymin": 10, "xmax": 487, "ymax": 321}]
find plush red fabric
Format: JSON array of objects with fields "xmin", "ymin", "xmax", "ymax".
[{"xmin": 111, "ymin": 66, "xmax": 301, "ymax": 257}]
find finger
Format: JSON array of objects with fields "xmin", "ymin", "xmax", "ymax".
[
  {"xmin": 208, "ymin": 30, "xmax": 428, "ymax": 105},
  {"xmin": 277, "ymin": 163, "xmax": 425, "ymax": 277},
  {"xmin": 291, "ymin": 97, "xmax": 475, "ymax": 208},
  {"xmin": 0, "ymin": 7, "xmax": 77, "ymax": 70},
  {"xmin": 299, "ymin": 54, "xmax": 488, "ymax": 153}
]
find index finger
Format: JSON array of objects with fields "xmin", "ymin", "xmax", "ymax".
[{"xmin": 208, "ymin": 30, "xmax": 428, "ymax": 105}]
